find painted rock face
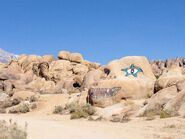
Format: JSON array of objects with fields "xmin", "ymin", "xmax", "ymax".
[
  {"xmin": 121, "ymin": 64, "xmax": 143, "ymax": 77},
  {"xmin": 88, "ymin": 87, "xmax": 121, "ymax": 106}
]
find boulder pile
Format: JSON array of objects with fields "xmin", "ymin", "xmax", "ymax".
[{"xmin": 0, "ymin": 51, "xmax": 185, "ymax": 121}]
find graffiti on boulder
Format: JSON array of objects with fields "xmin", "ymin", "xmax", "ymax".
[{"xmin": 121, "ymin": 64, "xmax": 143, "ymax": 77}]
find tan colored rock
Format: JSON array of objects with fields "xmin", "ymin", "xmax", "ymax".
[
  {"xmin": 7, "ymin": 60, "xmax": 22, "ymax": 73},
  {"xmin": 0, "ymin": 62, "xmax": 6, "ymax": 70},
  {"xmin": 164, "ymin": 90, "xmax": 185, "ymax": 116},
  {"xmin": 78, "ymin": 89, "xmax": 88, "ymax": 105},
  {"xmin": 97, "ymin": 78, "xmax": 154, "ymax": 100},
  {"xmin": 41, "ymin": 55, "xmax": 55, "ymax": 63},
  {"xmin": 27, "ymin": 78, "xmax": 46, "ymax": 92},
  {"xmin": 49, "ymin": 60, "xmax": 72, "ymax": 72},
  {"xmin": 13, "ymin": 90, "xmax": 35, "ymax": 100},
  {"xmin": 72, "ymin": 64, "xmax": 88, "ymax": 75},
  {"xmin": 20, "ymin": 70, "xmax": 37, "ymax": 84},
  {"xmin": 69, "ymin": 53, "xmax": 84, "ymax": 63},
  {"xmin": 63, "ymin": 77, "xmax": 81, "ymax": 94},
  {"xmin": 87, "ymin": 56, "xmax": 156, "ymax": 107},
  {"xmin": 58, "ymin": 51, "xmax": 70, "ymax": 60},
  {"xmin": 38, "ymin": 62, "xmax": 50, "ymax": 80},
  {"xmin": 3, "ymin": 80, "xmax": 14, "ymax": 92},
  {"xmin": 176, "ymin": 79, "xmax": 185, "ymax": 91},
  {"xmin": 39, "ymin": 80, "xmax": 55, "ymax": 94},
  {"xmin": 82, "ymin": 69, "xmax": 103, "ymax": 89},
  {"xmin": 18, "ymin": 55, "xmax": 42, "ymax": 72},
  {"xmin": 107, "ymin": 56, "xmax": 156, "ymax": 80},
  {"xmin": 0, "ymin": 93, "xmax": 9, "ymax": 102},
  {"xmin": 82, "ymin": 60, "xmax": 100, "ymax": 69},
  {"xmin": 157, "ymin": 66, "xmax": 185, "ymax": 89},
  {"xmin": 137, "ymin": 86, "xmax": 178, "ymax": 116},
  {"xmin": 96, "ymin": 100, "xmax": 139, "ymax": 120}
]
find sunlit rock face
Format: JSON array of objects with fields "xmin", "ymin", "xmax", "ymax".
[
  {"xmin": 88, "ymin": 56, "xmax": 156, "ymax": 107},
  {"xmin": 0, "ymin": 48, "xmax": 17, "ymax": 63}
]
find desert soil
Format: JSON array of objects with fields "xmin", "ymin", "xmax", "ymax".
[
  {"xmin": 0, "ymin": 114, "xmax": 185, "ymax": 139},
  {"xmin": 0, "ymin": 94, "xmax": 185, "ymax": 139}
]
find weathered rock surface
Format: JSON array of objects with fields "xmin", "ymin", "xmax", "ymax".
[
  {"xmin": 164, "ymin": 90, "xmax": 185, "ymax": 116},
  {"xmin": 88, "ymin": 56, "xmax": 156, "ymax": 107},
  {"xmin": 58, "ymin": 51, "xmax": 84, "ymax": 63},
  {"xmin": 138, "ymin": 86, "xmax": 178, "ymax": 116},
  {"xmin": 1, "ymin": 49, "xmax": 185, "ymax": 119}
]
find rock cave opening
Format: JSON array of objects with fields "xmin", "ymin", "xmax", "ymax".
[{"xmin": 73, "ymin": 82, "xmax": 81, "ymax": 88}]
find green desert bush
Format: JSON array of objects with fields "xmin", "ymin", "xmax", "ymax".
[
  {"xmin": 70, "ymin": 104, "xmax": 96, "ymax": 119},
  {"xmin": 65, "ymin": 103, "xmax": 78, "ymax": 113},
  {"xmin": 160, "ymin": 110, "xmax": 171, "ymax": 119},
  {"xmin": 53, "ymin": 105, "xmax": 64, "ymax": 114},
  {"xmin": 29, "ymin": 95, "xmax": 38, "ymax": 102},
  {"xmin": 70, "ymin": 109, "xmax": 89, "ymax": 119},
  {"xmin": 53, "ymin": 103, "xmax": 96, "ymax": 119},
  {"xmin": 9, "ymin": 104, "xmax": 30, "ymax": 114},
  {"xmin": 63, "ymin": 103, "xmax": 96, "ymax": 119},
  {"xmin": 82, "ymin": 104, "xmax": 96, "ymax": 115},
  {"xmin": 0, "ymin": 120, "xmax": 27, "ymax": 139}
]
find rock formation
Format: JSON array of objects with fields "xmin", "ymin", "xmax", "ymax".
[{"xmin": 0, "ymin": 49, "xmax": 185, "ymax": 120}]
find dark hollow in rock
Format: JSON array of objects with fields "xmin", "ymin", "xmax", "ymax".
[
  {"xmin": 73, "ymin": 82, "xmax": 81, "ymax": 88},
  {"xmin": 104, "ymin": 68, "xmax": 110, "ymax": 75}
]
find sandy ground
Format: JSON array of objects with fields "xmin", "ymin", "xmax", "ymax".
[
  {"xmin": 1, "ymin": 114, "xmax": 185, "ymax": 139},
  {"xmin": 0, "ymin": 94, "xmax": 185, "ymax": 139}
]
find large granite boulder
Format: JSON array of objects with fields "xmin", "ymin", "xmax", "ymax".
[
  {"xmin": 70, "ymin": 53, "xmax": 83, "ymax": 63},
  {"xmin": 137, "ymin": 86, "xmax": 178, "ymax": 116},
  {"xmin": 58, "ymin": 51, "xmax": 71, "ymax": 60},
  {"xmin": 88, "ymin": 56, "xmax": 156, "ymax": 107},
  {"xmin": 58, "ymin": 51, "xmax": 84, "ymax": 63},
  {"xmin": 156, "ymin": 66, "xmax": 185, "ymax": 89},
  {"xmin": 164, "ymin": 90, "xmax": 185, "ymax": 116}
]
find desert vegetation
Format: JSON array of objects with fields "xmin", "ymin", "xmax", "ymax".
[
  {"xmin": 53, "ymin": 103, "xmax": 96, "ymax": 119},
  {"xmin": 0, "ymin": 119, "xmax": 27, "ymax": 139}
]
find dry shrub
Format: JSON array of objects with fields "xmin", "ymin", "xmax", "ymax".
[
  {"xmin": 30, "ymin": 103, "xmax": 37, "ymax": 110},
  {"xmin": 9, "ymin": 104, "xmax": 30, "ymax": 114},
  {"xmin": 53, "ymin": 106, "xmax": 64, "ymax": 114},
  {"xmin": 0, "ymin": 120, "xmax": 27, "ymax": 139},
  {"xmin": 160, "ymin": 110, "xmax": 171, "ymax": 119},
  {"xmin": 29, "ymin": 95, "xmax": 38, "ymax": 102},
  {"xmin": 53, "ymin": 103, "xmax": 96, "ymax": 119},
  {"xmin": 66, "ymin": 103, "xmax": 96, "ymax": 119}
]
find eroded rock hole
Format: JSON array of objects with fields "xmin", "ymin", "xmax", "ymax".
[
  {"xmin": 73, "ymin": 82, "xmax": 81, "ymax": 88},
  {"xmin": 104, "ymin": 68, "xmax": 110, "ymax": 75}
]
